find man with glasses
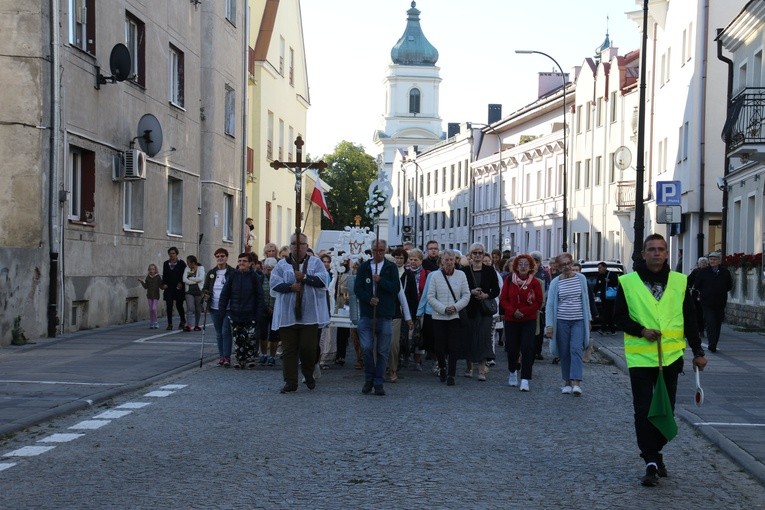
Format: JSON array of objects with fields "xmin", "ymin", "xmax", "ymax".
[
  {"xmin": 270, "ymin": 233, "xmax": 330, "ymax": 393},
  {"xmin": 692, "ymin": 251, "xmax": 732, "ymax": 353},
  {"xmin": 422, "ymin": 240, "xmax": 441, "ymax": 272},
  {"xmin": 354, "ymin": 239, "xmax": 400, "ymax": 396}
]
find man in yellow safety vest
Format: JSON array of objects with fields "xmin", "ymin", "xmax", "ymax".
[{"xmin": 614, "ymin": 233, "xmax": 708, "ymax": 486}]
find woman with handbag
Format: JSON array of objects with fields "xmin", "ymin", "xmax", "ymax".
[
  {"xmin": 426, "ymin": 249, "xmax": 470, "ymax": 386},
  {"xmin": 500, "ymin": 254, "xmax": 543, "ymax": 391},
  {"xmin": 183, "ymin": 255, "xmax": 206, "ymax": 332},
  {"xmin": 460, "ymin": 243, "xmax": 500, "ymax": 381}
]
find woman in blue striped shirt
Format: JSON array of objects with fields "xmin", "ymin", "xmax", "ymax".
[{"xmin": 545, "ymin": 252, "xmax": 593, "ymax": 396}]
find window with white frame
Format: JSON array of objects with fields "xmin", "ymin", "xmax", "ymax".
[
  {"xmin": 289, "ymin": 47, "xmax": 295, "ymax": 86},
  {"xmin": 584, "ymin": 159, "xmax": 591, "ymax": 188},
  {"xmin": 167, "ymin": 177, "xmax": 183, "ymax": 235},
  {"xmin": 278, "ymin": 119, "xmax": 284, "ymax": 160},
  {"xmin": 225, "ymin": 0, "xmax": 236, "ymax": 25},
  {"xmin": 69, "ymin": 0, "xmax": 95, "ymax": 54},
  {"xmin": 596, "ymin": 97, "xmax": 603, "ymax": 127},
  {"xmin": 409, "ymin": 88, "xmax": 421, "ymax": 114},
  {"xmin": 575, "ymin": 162, "xmax": 581, "ymax": 190},
  {"xmin": 279, "ymin": 37, "xmax": 285, "ymax": 75},
  {"xmin": 125, "ymin": 12, "xmax": 145, "ymax": 86},
  {"xmin": 595, "ymin": 156, "xmax": 602, "ymax": 186},
  {"xmin": 69, "ymin": 146, "xmax": 96, "ymax": 223},
  {"xmin": 224, "ymin": 84, "xmax": 235, "ymax": 136},
  {"xmin": 123, "ymin": 180, "xmax": 144, "ymax": 231},
  {"xmin": 679, "ymin": 121, "xmax": 689, "ymax": 162},
  {"xmin": 169, "ymin": 44, "xmax": 184, "ymax": 107},
  {"xmin": 610, "ymin": 91, "xmax": 617, "ymax": 122},
  {"xmin": 585, "ymin": 103, "xmax": 592, "ymax": 131},
  {"xmin": 608, "ymin": 152, "xmax": 616, "ymax": 182},
  {"xmin": 223, "ymin": 193, "xmax": 234, "ymax": 241}
]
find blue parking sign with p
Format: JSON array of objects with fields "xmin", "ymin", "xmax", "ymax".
[{"xmin": 657, "ymin": 181, "xmax": 681, "ymax": 205}]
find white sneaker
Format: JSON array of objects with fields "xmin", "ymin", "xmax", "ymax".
[
  {"xmin": 572, "ymin": 385, "xmax": 582, "ymax": 396},
  {"xmin": 520, "ymin": 379, "xmax": 530, "ymax": 392},
  {"xmin": 508, "ymin": 372, "xmax": 518, "ymax": 387},
  {"xmin": 313, "ymin": 363, "xmax": 322, "ymax": 380},
  {"xmin": 464, "ymin": 370, "xmax": 473, "ymax": 378},
  {"xmin": 561, "ymin": 385, "xmax": 573, "ymax": 394}
]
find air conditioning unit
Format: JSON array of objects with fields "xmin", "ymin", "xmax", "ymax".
[{"xmin": 123, "ymin": 149, "xmax": 146, "ymax": 179}]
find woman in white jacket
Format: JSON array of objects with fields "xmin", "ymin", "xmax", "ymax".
[
  {"xmin": 183, "ymin": 255, "xmax": 206, "ymax": 331},
  {"xmin": 426, "ymin": 249, "xmax": 471, "ymax": 386}
]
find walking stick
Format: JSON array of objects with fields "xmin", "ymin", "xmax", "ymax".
[{"xmin": 199, "ymin": 305, "xmax": 208, "ymax": 368}]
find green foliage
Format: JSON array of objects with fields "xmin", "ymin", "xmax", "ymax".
[
  {"xmin": 319, "ymin": 141, "xmax": 378, "ymax": 229},
  {"xmin": 519, "ymin": 134, "xmax": 538, "ymax": 144}
]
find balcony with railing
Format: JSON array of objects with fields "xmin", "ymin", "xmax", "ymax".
[
  {"xmin": 615, "ymin": 180, "xmax": 636, "ymax": 211},
  {"xmin": 723, "ymin": 88, "xmax": 765, "ymax": 162}
]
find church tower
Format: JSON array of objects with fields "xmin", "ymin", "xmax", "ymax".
[{"xmin": 373, "ymin": 1, "xmax": 443, "ymax": 239}]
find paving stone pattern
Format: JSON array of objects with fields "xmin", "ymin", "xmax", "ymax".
[{"xmin": 1, "ymin": 350, "xmax": 763, "ymax": 509}]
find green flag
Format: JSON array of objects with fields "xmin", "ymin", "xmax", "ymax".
[{"xmin": 648, "ymin": 369, "xmax": 678, "ymax": 441}]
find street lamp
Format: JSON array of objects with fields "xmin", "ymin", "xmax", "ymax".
[
  {"xmin": 406, "ymin": 158, "xmax": 424, "ymax": 249},
  {"xmin": 471, "ymin": 122, "xmax": 504, "ymax": 252},
  {"xmin": 516, "ymin": 49, "xmax": 568, "ymax": 252}
]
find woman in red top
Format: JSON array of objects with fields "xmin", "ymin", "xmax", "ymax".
[{"xmin": 499, "ymin": 253, "xmax": 543, "ymax": 392}]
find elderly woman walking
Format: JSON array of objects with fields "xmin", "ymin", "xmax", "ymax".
[
  {"xmin": 461, "ymin": 243, "xmax": 500, "ymax": 381},
  {"xmin": 426, "ymin": 249, "xmax": 471, "ymax": 386},
  {"xmin": 545, "ymin": 252, "xmax": 592, "ymax": 396}
]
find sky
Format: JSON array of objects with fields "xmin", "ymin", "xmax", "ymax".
[{"xmin": 301, "ymin": 0, "xmax": 642, "ymax": 159}]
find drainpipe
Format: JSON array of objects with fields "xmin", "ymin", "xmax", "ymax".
[
  {"xmin": 47, "ymin": 0, "xmax": 61, "ymax": 337},
  {"xmin": 240, "ymin": 5, "xmax": 249, "ymax": 254},
  {"xmin": 716, "ymin": 28, "xmax": 733, "ymax": 258},
  {"xmin": 696, "ymin": 0, "xmax": 709, "ymax": 259}
]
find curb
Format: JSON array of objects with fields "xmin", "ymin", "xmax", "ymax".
[
  {"xmin": 0, "ymin": 355, "xmax": 218, "ymax": 438},
  {"xmin": 594, "ymin": 338, "xmax": 765, "ymax": 487}
]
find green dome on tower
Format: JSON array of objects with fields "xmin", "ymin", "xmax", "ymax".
[{"xmin": 390, "ymin": 2, "xmax": 439, "ymax": 66}]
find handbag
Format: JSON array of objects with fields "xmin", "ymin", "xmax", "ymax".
[
  {"xmin": 187, "ymin": 283, "xmax": 201, "ymax": 296},
  {"xmin": 442, "ymin": 270, "xmax": 468, "ymax": 326},
  {"xmin": 411, "ymin": 318, "xmax": 423, "ymax": 349},
  {"xmin": 604, "ymin": 272, "xmax": 617, "ymax": 301},
  {"xmin": 480, "ymin": 297, "xmax": 498, "ymax": 316}
]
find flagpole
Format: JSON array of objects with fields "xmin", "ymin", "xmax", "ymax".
[{"xmin": 302, "ymin": 199, "xmax": 314, "ymax": 233}]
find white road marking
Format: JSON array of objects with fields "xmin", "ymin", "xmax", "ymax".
[
  {"xmin": 133, "ymin": 330, "xmax": 181, "ymax": 342},
  {"xmin": 160, "ymin": 384, "xmax": 187, "ymax": 390},
  {"xmin": 4, "ymin": 446, "xmax": 55, "ymax": 457},
  {"xmin": 133, "ymin": 330, "xmax": 199, "ymax": 345},
  {"xmin": 93, "ymin": 410, "xmax": 132, "ymax": 419},
  {"xmin": 69, "ymin": 420, "xmax": 110, "ymax": 430},
  {"xmin": 116, "ymin": 402, "xmax": 152, "ymax": 409},
  {"xmin": 0, "ymin": 380, "xmax": 121, "ymax": 386},
  {"xmin": 38, "ymin": 433, "xmax": 84, "ymax": 443},
  {"xmin": 694, "ymin": 422, "xmax": 765, "ymax": 427},
  {"xmin": 144, "ymin": 390, "xmax": 174, "ymax": 397},
  {"xmin": 0, "ymin": 463, "xmax": 16, "ymax": 471}
]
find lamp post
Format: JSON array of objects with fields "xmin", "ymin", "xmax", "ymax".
[
  {"xmin": 516, "ymin": 49, "xmax": 568, "ymax": 252},
  {"xmin": 406, "ymin": 158, "xmax": 424, "ymax": 249},
  {"xmin": 471, "ymin": 122, "xmax": 504, "ymax": 252}
]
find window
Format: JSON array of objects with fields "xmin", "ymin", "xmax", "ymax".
[
  {"xmin": 278, "ymin": 119, "xmax": 284, "ymax": 160},
  {"xmin": 265, "ymin": 201, "xmax": 272, "ymax": 243},
  {"xmin": 289, "ymin": 47, "xmax": 295, "ymax": 86},
  {"xmin": 434, "ymin": 169, "xmax": 439, "ymax": 194},
  {"xmin": 536, "ymin": 170, "xmax": 542, "ymax": 199},
  {"xmin": 68, "ymin": 146, "xmax": 95, "ymax": 223},
  {"xmin": 169, "ymin": 44, "xmax": 184, "ymax": 107},
  {"xmin": 409, "ymin": 88, "xmax": 421, "ymax": 114},
  {"xmin": 441, "ymin": 211, "xmax": 446, "ymax": 229},
  {"xmin": 575, "ymin": 161, "xmax": 581, "ymax": 190},
  {"xmin": 584, "ymin": 159, "xmax": 591, "ymax": 188},
  {"xmin": 666, "ymin": 47, "xmax": 671, "ymax": 82},
  {"xmin": 69, "ymin": 0, "xmax": 95, "ymax": 54},
  {"xmin": 288, "ymin": 126, "xmax": 294, "ymax": 160},
  {"xmin": 450, "ymin": 165, "xmax": 455, "ymax": 190},
  {"xmin": 457, "ymin": 161, "xmax": 462, "ymax": 188},
  {"xmin": 596, "ymin": 98, "xmax": 603, "ymax": 127},
  {"xmin": 610, "ymin": 91, "xmax": 617, "ymax": 122},
  {"xmin": 450, "ymin": 210, "xmax": 454, "ymax": 228},
  {"xmin": 279, "ymin": 37, "xmax": 285, "ymax": 75},
  {"xmin": 225, "ymin": 0, "xmax": 236, "ymax": 25},
  {"xmin": 225, "ymin": 84, "xmax": 235, "ymax": 136},
  {"xmin": 426, "ymin": 172, "xmax": 431, "ymax": 195},
  {"xmin": 223, "ymin": 194, "xmax": 234, "ymax": 242},
  {"xmin": 686, "ymin": 23, "xmax": 693, "ymax": 62},
  {"xmin": 266, "ymin": 112, "xmax": 274, "ymax": 160},
  {"xmin": 679, "ymin": 121, "xmax": 689, "ymax": 162},
  {"xmin": 442, "ymin": 167, "xmax": 446, "ymax": 192},
  {"xmin": 576, "ymin": 105, "xmax": 583, "ymax": 133},
  {"xmin": 595, "ymin": 156, "xmax": 602, "ymax": 186},
  {"xmin": 585, "ymin": 103, "xmax": 592, "ymax": 131},
  {"xmin": 167, "ymin": 177, "xmax": 183, "ymax": 235},
  {"xmin": 123, "ymin": 180, "xmax": 144, "ymax": 231},
  {"xmin": 608, "ymin": 152, "xmax": 616, "ymax": 183},
  {"xmin": 546, "ymin": 166, "xmax": 552, "ymax": 197},
  {"xmin": 125, "ymin": 13, "xmax": 145, "ymax": 86},
  {"xmin": 681, "ymin": 29, "xmax": 687, "ymax": 64}
]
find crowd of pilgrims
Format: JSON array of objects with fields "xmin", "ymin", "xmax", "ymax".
[{"xmin": 143, "ymin": 239, "xmax": 613, "ymax": 395}]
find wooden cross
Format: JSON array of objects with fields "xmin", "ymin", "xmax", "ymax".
[{"xmin": 270, "ymin": 135, "xmax": 327, "ymax": 239}]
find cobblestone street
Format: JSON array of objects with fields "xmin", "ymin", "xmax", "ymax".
[{"xmin": 1, "ymin": 348, "xmax": 763, "ymax": 509}]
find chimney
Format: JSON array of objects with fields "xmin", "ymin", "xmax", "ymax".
[
  {"xmin": 488, "ymin": 104, "xmax": 502, "ymax": 124},
  {"xmin": 447, "ymin": 122, "xmax": 460, "ymax": 138},
  {"xmin": 537, "ymin": 72, "xmax": 569, "ymax": 98}
]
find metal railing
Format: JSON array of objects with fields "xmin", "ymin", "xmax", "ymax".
[
  {"xmin": 724, "ymin": 88, "xmax": 765, "ymax": 151},
  {"xmin": 616, "ymin": 180, "xmax": 636, "ymax": 210}
]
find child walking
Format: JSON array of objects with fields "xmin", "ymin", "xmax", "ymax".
[{"xmin": 138, "ymin": 264, "xmax": 162, "ymax": 329}]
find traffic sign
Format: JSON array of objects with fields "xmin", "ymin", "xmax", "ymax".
[
  {"xmin": 657, "ymin": 181, "xmax": 681, "ymax": 205},
  {"xmin": 657, "ymin": 205, "xmax": 682, "ymax": 224}
]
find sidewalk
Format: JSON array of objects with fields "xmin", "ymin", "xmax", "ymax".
[
  {"xmin": 0, "ymin": 322, "xmax": 217, "ymax": 436},
  {"xmin": 594, "ymin": 323, "xmax": 765, "ymax": 486}
]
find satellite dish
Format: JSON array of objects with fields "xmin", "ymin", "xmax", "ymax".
[
  {"xmin": 613, "ymin": 146, "xmax": 632, "ymax": 170},
  {"xmin": 110, "ymin": 43, "xmax": 132, "ymax": 82},
  {"xmin": 136, "ymin": 114, "xmax": 163, "ymax": 157},
  {"xmin": 95, "ymin": 43, "xmax": 132, "ymax": 89}
]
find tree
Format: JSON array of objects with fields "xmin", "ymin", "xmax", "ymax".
[{"xmin": 318, "ymin": 141, "xmax": 378, "ymax": 229}]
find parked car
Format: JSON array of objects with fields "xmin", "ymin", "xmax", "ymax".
[{"xmin": 579, "ymin": 260, "xmax": 624, "ymax": 327}]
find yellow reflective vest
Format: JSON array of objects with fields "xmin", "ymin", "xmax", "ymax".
[{"xmin": 620, "ymin": 271, "xmax": 687, "ymax": 368}]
